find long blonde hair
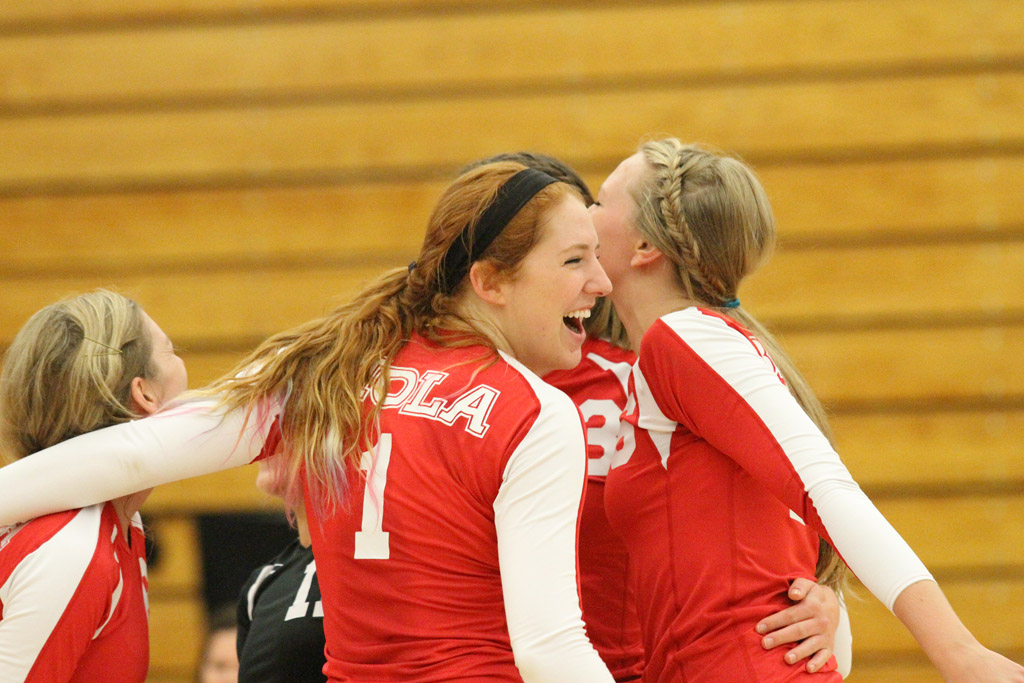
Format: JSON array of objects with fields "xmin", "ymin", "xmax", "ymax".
[
  {"xmin": 0, "ymin": 290, "xmax": 152, "ymax": 465},
  {"xmin": 633, "ymin": 138, "xmax": 847, "ymax": 589},
  {"xmin": 207, "ymin": 163, "xmax": 580, "ymax": 513}
]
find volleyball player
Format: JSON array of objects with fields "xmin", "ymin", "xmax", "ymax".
[
  {"xmin": 0, "ymin": 291, "xmax": 186, "ymax": 681},
  {"xmin": 591, "ymin": 138, "xmax": 1024, "ymax": 682}
]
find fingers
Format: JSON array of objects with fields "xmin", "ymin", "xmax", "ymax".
[
  {"xmin": 802, "ymin": 643, "xmax": 834, "ymax": 674},
  {"xmin": 760, "ymin": 617, "xmax": 828, "ymax": 649},
  {"xmin": 788, "ymin": 576, "xmax": 817, "ymax": 601},
  {"xmin": 756, "ymin": 601, "xmax": 814, "ymax": 637}
]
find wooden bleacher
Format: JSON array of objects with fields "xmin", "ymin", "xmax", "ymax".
[{"xmin": 1, "ymin": 1, "xmax": 1021, "ymax": 680}]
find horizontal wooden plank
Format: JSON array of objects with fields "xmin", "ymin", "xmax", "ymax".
[
  {"xmin": 3, "ymin": 71, "xmax": 1023, "ymax": 190},
  {"xmin": 766, "ymin": 156, "xmax": 1024, "ymax": 241},
  {"xmin": 4, "ymin": 1, "xmax": 1022, "ymax": 108},
  {"xmin": 0, "ymin": 179, "xmax": 440, "ymax": 271},
  {"xmin": 746, "ymin": 241, "xmax": 1024, "ymax": 320},
  {"xmin": 146, "ymin": 515, "xmax": 201, "ymax": 592},
  {"xmin": 844, "ymin": 660, "xmax": 945, "ymax": 683},
  {"xmin": 847, "ymin": 577, "xmax": 1024, "ymax": 656},
  {"xmin": 834, "ymin": 411, "xmax": 1024, "ymax": 488},
  {"xmin": 149, "ymin": 593, "xmax": 205, "ymax": 670},
  {"xmin": 4, "ymin": 155, "xmax": 1024, "ymax": 272},
  {"xmin": 0, "ymin": 0, "xmax": 517, "ymax": 27},
  {"xmin": 143, "ymin": 463, "xmax": 287, "ymax": 513},
  {"xmin": 870, "ymin": 495, "xmax": 1024, "ymax": 571},
  {"xmin": 780, "ymin": 323, "xmax": 1024, "ymax": 403},
  {"xmin": 144, "ymin": 672, "xmax": 192, "ymax": 683}
]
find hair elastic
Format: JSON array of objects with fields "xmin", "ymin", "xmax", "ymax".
[
  {"xmin": 439, "ymin": 168, "xmax": 558, "ymax": 295},
  {"xmin": 721, "ymin": 298, "xmax": 741, "ymax": 309},
  {"xmin": 407, "ymin": 261, "xmax": 418, "ymax": 273}
]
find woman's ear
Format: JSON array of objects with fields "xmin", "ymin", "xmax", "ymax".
[
  {"xmin": 630, "ymin": 239, "xmax": 664, "ymax": 268},
  {"xmin": 130, "ymin": 376, "xmax": 161, "ymax": 416},
  {"xmin": 468, "ymin": 261, "xmax": 509, "ymax": 306}
]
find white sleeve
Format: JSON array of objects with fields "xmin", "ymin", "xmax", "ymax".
[
  {"xmin": 0, "ymin": 398, "xmax": 279, "ymax": 526},
  {"xmin": 493, "ymin": 387, "xmax": 614, "ymax": 683},
  {"xmin": 657, "ymin": 310, "xmax": 934, "ymax": 611},
  {"xmin": 834, "ymin": 591, "xmax": 853, "ymax": 679}
]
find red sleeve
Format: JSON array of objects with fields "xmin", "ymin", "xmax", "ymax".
[{"xmin": 638, "ymin": 313, "xmax": 831, "ymax": 539}]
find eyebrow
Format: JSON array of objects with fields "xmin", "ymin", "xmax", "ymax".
[{"xmin": 559, "ymin": 242, "xmax": 595, "ymax": 254}]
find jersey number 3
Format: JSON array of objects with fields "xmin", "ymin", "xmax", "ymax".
[{"xmin": 354, "ymin": 433, "xmax": 392, "ymax": 560}]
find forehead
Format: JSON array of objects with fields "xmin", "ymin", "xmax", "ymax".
[
  {"xmin": 601, "ymin": 152, "xmax": 648, "ymax": 197},
  {"xmin": 533, "ymin": 194, "xmax": 596, "ymax": 247},
  {"xmin": 141, "ymin": 312, "xmax": 171, "ymax": 345}
]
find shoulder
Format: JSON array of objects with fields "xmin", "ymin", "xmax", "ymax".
[
  {"xmin": 642, "ymin": 307, "xmax": 759, "ymax": 362},
  {"xmin": 649, "ymin": 306, "xmax": 742, "ymax": 340},
  {"xmin": 0, "ymin": 505, "xmax": 121, "ymax": 601},
  {"xmin": 1, "ymin": 505, "xmax": 107, "ymax": 561}
]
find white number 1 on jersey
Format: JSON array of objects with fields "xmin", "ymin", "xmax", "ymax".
[{"xmin": 354, "ymin": 433, "xmax": 392, "ymax": 560}]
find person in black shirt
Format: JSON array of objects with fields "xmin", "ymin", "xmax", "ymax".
[{"xmin": 236, "ymin": 456, "xmax": 326, "ymax": 683}]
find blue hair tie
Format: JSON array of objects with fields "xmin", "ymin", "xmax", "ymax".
[{"xmin": 722, "ymin": 298, "xmax": 741, "ymax": 309}]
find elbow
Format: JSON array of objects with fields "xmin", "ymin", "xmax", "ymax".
[
  {"xmin": 512, "ymin": 644, "xmax": 557, "ymax": 683},
  {"xmin": 509, "ymin": 626, "xmax": 599, "ymax": 683}
]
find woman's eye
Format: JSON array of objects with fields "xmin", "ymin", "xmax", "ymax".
[{"xmin": 564, "ymin": 257, "xmax": 583, "ymax": 265}]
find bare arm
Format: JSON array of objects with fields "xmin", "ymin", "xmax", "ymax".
[{"xmin": 893, "ymin": 580, "xmax": 1024, "ymax": 682}]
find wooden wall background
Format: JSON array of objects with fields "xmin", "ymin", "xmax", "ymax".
[{"xmin": 1, "ymin": 1, "xmax": 1022, "ymax": 680}]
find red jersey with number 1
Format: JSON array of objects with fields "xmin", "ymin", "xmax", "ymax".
[
  {"xmin": 0, "ymin": 502, "xmax": 149, "ymax": 682},
  {"xmin": 545, "ymin": 337, "xmax": 643, "ymax": 681},
  {"xmin": 306, "ymin": 334, "xmax": 607, "ymax": 682}
]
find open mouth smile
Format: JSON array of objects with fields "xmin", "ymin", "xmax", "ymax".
[{"xmin": 562, "ymin": 308, "xmax": 591, "ymax": 334}]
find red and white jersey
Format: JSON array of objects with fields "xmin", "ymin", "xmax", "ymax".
[
  {"xmin": 305, "ymin": 334, "xmax": 613, "ymax": 682},
  {"xmin": 545, "ymin": 337, "xmax": 644, "ymax": 681},
  {"xmin": 0, "ymin": 502, "xmax": 149, "ymax": 682},
  {"xmin": 606, "ymin": 308, "xmax": 931, "ymax": 683}
]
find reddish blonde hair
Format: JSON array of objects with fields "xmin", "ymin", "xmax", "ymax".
[{"xmin": 207, "ymin": 163, "xmax": 579, "ymax": 513}]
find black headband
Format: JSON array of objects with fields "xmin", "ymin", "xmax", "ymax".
[{"xmin": 439, "ymin": 168, "xmax": 559, "ymax": 294}]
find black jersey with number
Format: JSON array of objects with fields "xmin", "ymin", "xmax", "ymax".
[{"xmin": 236, "ymin": 538, "xmax": 327, "ymax": 683}]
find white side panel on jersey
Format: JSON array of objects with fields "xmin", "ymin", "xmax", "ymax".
[
  {"xmin": 93, "ymin": 525, "xmax": 124, "ymax": 639},
  {"xmin": 631, "ymin": 364, "xmax": 675, "ymax": 469},
  {"xmin": 0, "ymin": 506, "xmax": 103, "ymax": 679},
  {"xmin": 585, "ymin": 352, "xmax": 633, "ymax": 396}
]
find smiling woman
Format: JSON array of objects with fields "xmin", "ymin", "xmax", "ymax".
[
  {"xmin": 0, "ymin": 164, "xmax": 615, "ymax": 682},
  {"xmin": 465, "ymin": 191, "xmax": 609, "ymax": 376}
]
